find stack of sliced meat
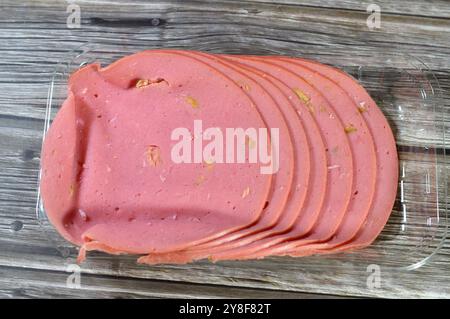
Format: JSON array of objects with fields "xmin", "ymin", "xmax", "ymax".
[{"xmin": 40, "ymin": 50, "xmax": 398, "ymax": 264}]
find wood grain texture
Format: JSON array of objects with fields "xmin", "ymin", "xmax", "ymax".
[
  {"xmin": 1, "ymin": 265, "xmax": 345, "ymax": 299},
  {"xmin": 0, "ymin": 0, "xmax": 448, "ymax": 299}
]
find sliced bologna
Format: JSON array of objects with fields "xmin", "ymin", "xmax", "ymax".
[
  {"xmin": 138, "ymin": 50, "xmax": 310, "ymax": 264},
  {"xmin": 86, "ymin": 49, "xmax": 299, "ymax": 259},
  {"xmin": 223, "ymin": 56, "xmax": 377, "ymax": 259},
  {"xmin": 39, "ymin": 50, "xmax": 398, "ymax": 265},
  {"xmin": 285, "ymin": 58, "xmax": 398, "ymax": 253},
  {"xmin": 205, "ymin": 55, "xmax": 355, "ymax": 261},
  {"xmin": 41, "ymin": 52, "xmax": 277, "ymax": 256},
  {"xmin": 140, "ymin": 54, "xmax": 316, "ymax": 263}
]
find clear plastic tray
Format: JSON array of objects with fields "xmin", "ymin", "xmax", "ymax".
[{"xmin": 36, "ymin": 42, "xmax": 448, "ymax": 272}]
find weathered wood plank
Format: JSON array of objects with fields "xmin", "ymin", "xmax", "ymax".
[
  {"xmin": 0, "ymin": 237, "xmax": 449, "ymax": 299},
  {"xmin": 1, "ymin": 265, "xmax": 342, "ymax": 299},
  {"xmin": 6, "ymin": 0, "xmax": 450, "ymax": 18},
  {"xmin": 1, "ymin": 1, "xmax": 450, "ymax": 68},
  {"xmin": 225, "ymin": 0, "xmax": 450, "ymax": 19}
]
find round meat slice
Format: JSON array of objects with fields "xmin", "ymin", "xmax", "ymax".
[
  {"xmin": 288, "ymin": 58, "xmax": 398, "ymax": 253},
  {"xmin": 262, "ymin": 57, "xmax": 377, "ymax": 258},
  {"xmin": 211, "ymin": 55, "xmax": 376, "ymax": 260},
  {"xmin": 82, "ymin": 50, "xmax": 296, "ymax": 257},
  {"xmin": 138, "ymin": 50, "xmax": 308, "ymax": 264},
  {"xmin": 207, "ymin": 55, "xmax": 353, "ymax": 261},
  {"xmin": 198, "ymin": 55, "xmax": 329, "ymax": 261},
  {"xmin": 40, "ymin": 52, "xmax": 276, "ymax": 257}
]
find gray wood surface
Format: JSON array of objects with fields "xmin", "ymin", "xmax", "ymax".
[{"xmin": 0, "ymin": 0, "xmax": 449, "ymax": 299}]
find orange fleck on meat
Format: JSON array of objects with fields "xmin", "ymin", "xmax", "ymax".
[
  {"xmin": 245, "ymin": 136, "xmax": 257, "ymax": 149},
  {"xmin": 145, "ymin": 145, "xmax": 163, "ymax": 167},
  {"xmin": 204, "ymin": 159, "xmax": 215, "ymax": 171},
  {"xmin": 344, "ymin": 125, "xmax": 357, "ymax": 134},
  {"xmin": 357, "ymin": 106, "xmax": 366, "ymax": 113},
  {"xmin": 135, "ymin": 78, "xmax": 168, "ymax": 88},
  {"xmin": 293, "ymin": 88, "xmax": 314, "ymax": 113},
  {"xmin": 195, "ymin": 174, "xmax": 205, "ymax": 186},
  {"xmin": 136, "ymin": 79, "xmax": 150, "ymax": 88},
  {"xmin": 185, "ymin": 96, "xmax": 199, "ymax": 109}
]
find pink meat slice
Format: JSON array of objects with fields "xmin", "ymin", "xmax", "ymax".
[
  {"xmin": 39, "ymin": 92, "xmax": 93, "ymax": 244},
  {"xmin": 76, "ymin": 50, "xmax": 296, "ymax": 257},
  {"xmin": 195, "ymin": 56, "xmax": 331, "ymax": 261},
  {"xmin": 40, "ymin": 52, "xmax": 278, "ymax": 256},
  {"xmin": 205, "ymin": 56, "xmax": 354, "ymax": 261},
  {"xmin": 41, "ymin": 50, "xmax": 397, "ymax": 265},
  {"xmin": 284, "ymin": 57, "xmax": 398, "ymax": 253},
  {"xmin": 211, "ymin": 55, "xmax": 377, "ymax": 260},
  {"xmin": 255, "ymin": 57, "xmax": 377, "ymax": 257},
  {"xmin": 139, "ymin": 51, "xmax": 317, "ymax": 264},
  {"xmin": 138, "ymin": 50, "xmax": 308, "ymax": 264}
]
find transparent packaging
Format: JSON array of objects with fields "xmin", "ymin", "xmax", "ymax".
[{"xmin": 36, "ymin": 42, "xmax": 447, "ymax": 272}]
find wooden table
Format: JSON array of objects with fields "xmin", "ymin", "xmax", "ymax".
[{"xmin": 0, "ymin": 0, "xmax": 449, "ymax": 299}]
